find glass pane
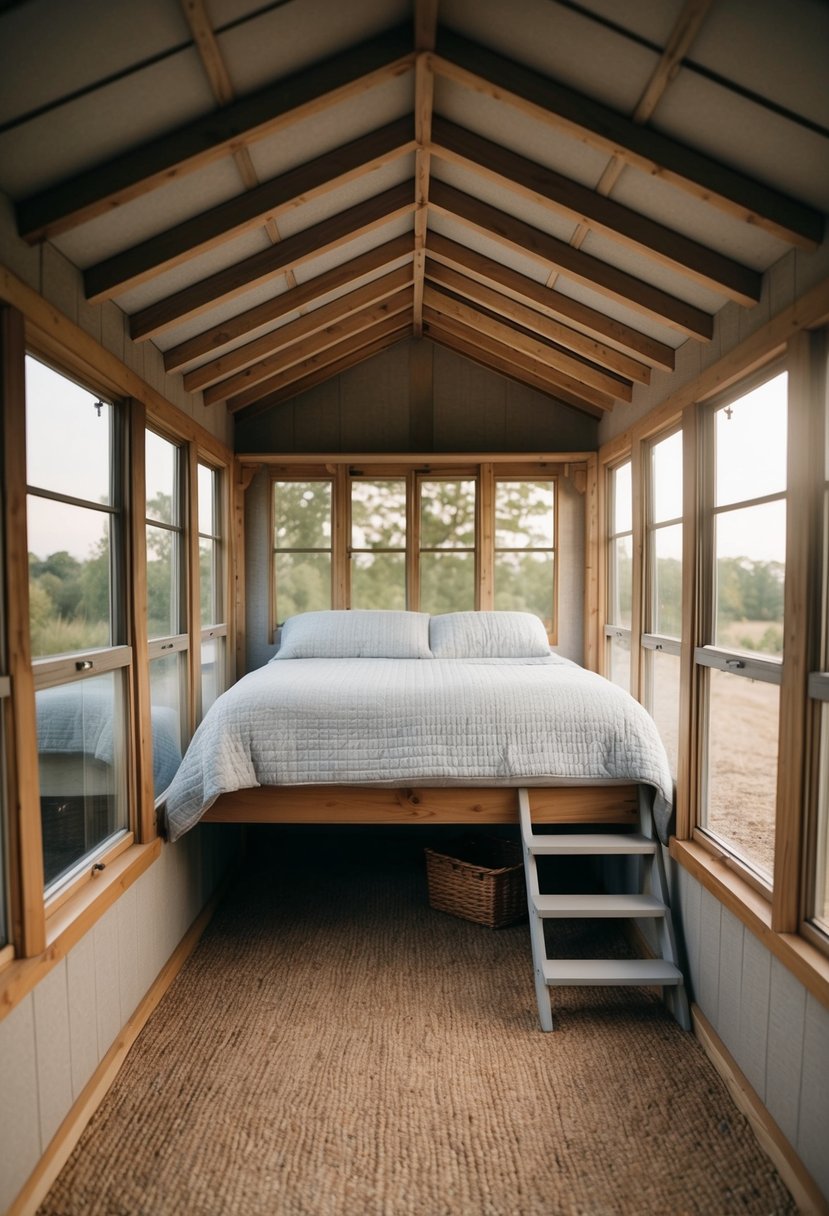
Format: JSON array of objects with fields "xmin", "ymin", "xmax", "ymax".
[
  {"xmin": 644, "ymin": 649, "xmax": 680, "ymax": 777},
  {"xmin": 147, "ymin": 523, "xmax": 180, "ymax": 639},
  {"xmin": 0, "ymin": 701, "xmax": 6, "ymax": 948},
  {"xmin": 28, "ymin": 499, "xmax": 112, "ymax": 656},
  {"xmin": 26, "ymin": 357, "xmax": 111, "ymax": 504},
  {"xmin": 715, "ymin": 501, "xmax": 785, "ymax": 654},
  {"xmin": 715, "ymin": 373, "xmax": 787, "ymax": 507},
  {"xmin": 612, "ymin": 461, "xmax": 632, "ymax": 535},
  {"xmin": 419, "ymin": 552, "xmax": 475, "ymax": 615},
  {"xmin": 145, "ymin": 431, "xmax": 178, "ymax": 525},
  {"xmin": 651, "ymin": 431, "xmax": 682, "ymax": 524},
  {"xmin": 813, "ymin": 702, "xmax": 829, "ymax": 934},
  {"xmin": 703, "ymin": 668, "xmax": 778, "ymax": 881},
  {"xmin": 420, "ymin": 480, "xmax": 476, "ymax": 549},
  {"xmin": 609, "ymin": 535, "xmax": 632, "ymax": 628},
  {"xmin": 201, "ymin": 637, "xmax": 225, "ymax": 718},
  {"xmin": 149, "ymin": 654, "xmax": 185, "ymax": 797},
  {"xmin": 652, "ymin": 524, "xmax": 682, "ymax": 638},
  {"xmin": 608, "ymin": 632, "xmax": 630, "ymax": 692},
  {"xmin": 37, "ymin": 671, "xmax": 128, "ymax": 889},
  {"xmin": 494, "ymin": 551, "xmax": 554, "ymax": 632},
  {"xmin": 351, "ymin": 480, "xmax": 406, "ymax": 549},
  {"xmin": 198, "ymin": 464, "xmax": 215, "ymax": 536},
  {"xmin": 351, "ymin": 553, "xmax": 406, "ymax": 610},
  {"xmin": 275, "ymin": 552, "xmax": 331, "ymax": 622},
  {"xmin": 274, "ymin": 481, "xmax": 331, "ymax": 549},
  {"xmin": 200, "ymin": 537, "xmax": 219, "ymax": 627},
  {"xmin": 495, "ymin": 482, "xmax": 554, "ymax": 548}
]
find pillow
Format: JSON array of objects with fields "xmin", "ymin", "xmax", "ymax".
[
  {"xmin": 274, "ymin": 610, "xmax": 432, "ymax": 659},
  {"xmin": 429, "ymin": 611, "xmax": 550, "ymax": 659}
]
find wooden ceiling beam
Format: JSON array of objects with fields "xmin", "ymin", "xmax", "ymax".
[
  {"xmin": 186, "ymin": 264, "xmax": 414, "ymax": 393},
  {"xmin": 432, "ymin": 29, "xmax": 823, "ymax": 250},
  {"xmin": 16, "ymin": 25, "xmax": 415, "ymax": 244},
  {"xmin": 424, "ymin": 259, "xmax": 650, "ymax": 384},
  {"xmin": 422, "ymin": 316, "xmax": 604, "ymax": 417},
  {"xmin": 412, "ymin": 0, "xmax": 438, "ymax": 337},
  {"xmin": 130, "ymin": 180, "xmax": 415, "ymax": 341},
  {"xmin": 423, "ymin": 284, "xmax": 628, "ymax": 403},
  {"xmin": 204, "ymin": 285, "xmax": 413, "ymax": 406},
  {"xmin": 85, "ymin": 118, "xmax": 416, "ymax": 303},
  {"xmin": 163, "ymin": 233, "xmax": 413, "ymax": 371},
  {"xmin": 423, "ymin": 295, "xmax": 617, "ymax": 411},
  {"xmin": 427, "ymin": 233, "xmax": 675, "ymax": 371},
  {"xmin": 228, "ymin": 313, "xmax": 412, "ymax": 412},
  {"xmin": 430, "ymin": 181, "xmax": 713, "ymax": 340},
  {"xmin": 430, "ymin": 116, "xmax": 760, "ymax": 306}
]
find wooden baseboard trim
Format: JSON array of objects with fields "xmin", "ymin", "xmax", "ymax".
[
  {"xmin": 8, "ymin": 880, "xmax": 229, "ymax": 1216},
  {"xmin": 692, "ymin": 1004, "xmax": 828, "ymax": 1216}
]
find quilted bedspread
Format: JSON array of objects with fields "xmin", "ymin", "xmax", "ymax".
[{"xmin": 162, "ymin": 655, "xmax": 674, "ymax": 844}]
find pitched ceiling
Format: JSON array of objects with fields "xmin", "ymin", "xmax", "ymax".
[{"xmin": 0, "ymin": 0, "xmax": 827, "ymax": 421}]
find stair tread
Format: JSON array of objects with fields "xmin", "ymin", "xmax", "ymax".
[
  {"xmin": 524, "ymin": 832, "xmax": 657, "ymax": 855},
  {"xmin": 532, "ymin": 893, "xmax": 667, "ymax": 917},
  {"xmin": 542, "ymin": 957, "xmax": 683, "ymax": 986}
]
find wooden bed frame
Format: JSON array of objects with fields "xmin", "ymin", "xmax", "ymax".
[{"xmin": 202, "ymin": 783, "xmax": 641, "ymax": 826}]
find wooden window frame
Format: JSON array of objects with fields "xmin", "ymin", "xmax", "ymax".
[
  {"xmin": 196, "ymin": 457, "xmax": 229, "ymax": 719},
  {"xmin": 603, "ymin": 455, "xmax": 636, "ymax": 693}
]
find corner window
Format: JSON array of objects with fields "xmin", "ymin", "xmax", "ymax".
[
  {"xmin": 350, "ymin": 478, "xmax": 407, "ymax": 610},
  {"xmin": 273, "ymin": 479, "xmax": 333, "ymax": 626},
  {"xmin": 605, "ymin": 459, "xmax": 632, "ymax": 690},
  {"xmin": 418, "ymin": 477, "xmax": 477, "ymax": 614},
  {"xmin": 26, "ymin": 356, "xmax": 131, "ymax": 893},
  {"xmin": 494, "ymin": 480, "xmax": 556, "ymax": 633},
  {"xmin": 198, "ymin": 461, "xmax": 227, "ymax": 717}
]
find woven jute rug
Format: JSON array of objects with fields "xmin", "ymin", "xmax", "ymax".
[{"xmin": 39, "ymin": 829, "xmax": 795, "ymax": 1216}]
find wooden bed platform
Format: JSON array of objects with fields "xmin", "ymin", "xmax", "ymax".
[{"xmin": 202, "ymin": 784, "xmax": 641, "ymax": 826}]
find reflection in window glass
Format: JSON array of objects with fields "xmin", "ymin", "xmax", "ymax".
[
  {"xmin": 351, "ymin": 480, "xmax": 406, "ymax": 609},
  {"xmin": 419, "ymin": 480, "xmax": 476, "ymax": 614},
  {"xmin": 610, "ymin": 536, "xmax": 632, "ymax": 629},
  {"xmin": 715, "ymin": 501, "xmax": 786, "ymax": 655},
  {"xmin": 26, "ymin": 357, "xmax": 111, "ymax": 505},
  {"xmin": 145, "ymin": 430, "xmax": 179, "ymax": 525},
  {"xmin": 274, "ymin": 481, "xmax": 332, "ymax": 624},
  {"xmin": 494, "ymin": 482, "xmax": 555, "ymax": 631},
  {"xmin": 613, "ymin": 461, "xmax": 632, "ymax": 534},
  {"xmin": 703, "ymin": 668, "xmax": 778, "ymax": 881},
  {"xmin": 608, "ymin": 631, "xmax": 630, "ymax": 690},
  {"xmin": 652, "ymin": 430, "xmax": 683, "ymax": 524},
  {"xmin": 147, "ymin": 524, "xmax": 180, "ymax": 639},
  {"xmin": 37, "ymin": 672, "xmax": 128, "ymax": 889},
  {"xmin": 149, "ymin": 654, "xmax": 184, "ymax": 797},
  {"xmin": 715, "ymin": 374, "xmax": 787, "ymax": 508},
  {"xmin": 653, "ymin": 525, "xmax": 682, "ymax": 638},
  {"xmin": 198, "ymin": 463, "xmax": 214, "ymax": 537},
  {"xmin": 494, "ymin": 551, "xmax": 554, "ymax": 628},
  {"xmin": 420, "ymin": 551, "xmax": 476, "ymax": 615},
  {"xmin": 201, "ymin": 637, "xmax": 224, "ymax": 717},
  {"xmin": 644, "ymin": 649, "xmax": 680, "ymax": 776}
]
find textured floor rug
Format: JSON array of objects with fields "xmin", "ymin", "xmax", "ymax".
[{"xmin": 40, "ymin": 828, "xmax": 795, "ymax": 1215}]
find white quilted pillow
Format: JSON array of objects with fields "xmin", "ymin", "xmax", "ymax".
[
  {"xmin": 275, "ymin": 610, "xmax": 432, "ymax": 659},
  {"xmin": 430, "ymin": 611, "xmax": 550, "ymax": 658}
]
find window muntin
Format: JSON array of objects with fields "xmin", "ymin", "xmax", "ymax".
[
  {"xmin": 273, "ymin": 479, "xmax": 333, "ymax": 624},
  {"xmin": 697, "ymin": 370, "xmax": 788, "ymax": 889},
  {"xmin": 806, "ymin": 356, "xmax": 829, "ymax": 942},
  {"xmin": 198, "ymin": 462, "xmax": 226, "ymax": 717},
  {"xmin": 350, "ymin": 478, "xmax": 407, "ymax": 610},
  {"xmin": 605, "ymin": 459, "xmax": 633, "ymax": 690},
  {"xmin": 494, "ymin": 480, "xmax": 555, "ymax": 632},
  {"xmin": 26, "ymin": 356, "xmax": 131, "ymax": 895},
  {"xmin": 418, "ymin": 478, "xmax": 476, "ymax": 615}
]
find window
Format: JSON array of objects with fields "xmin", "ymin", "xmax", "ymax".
[
  {"xmin": 807, "ymin": 343, "xmax": 829, "ymax": 942},
  {"xmin": 273, "ymin": 479, "xmax": 333, "ymax": 625},
  {"xmin": 695, "ymin": 371, "xmax": 787, "ymax": 887},
  {"xmin": 26, "ymin": 356, "xmax": 131, "ymax": 893},
  {"xmin": 198, "ymin": 461, "xmax": 227, "ymax": 717},
  {"xmin": 270, "ymin": 463, "xmax": 562, "ymax": 636},
  {"xmin": 642, "ymin": 431, "xmax": 683, "ymax": 775},
  {"xmin": 605, "ymin": 460, "xmax": 633, "ymax": 690},
  {"xmin": 0, "ymin": 457, "xmax": 7, "ymax": 950},
  {"xmin": 146, "ymin": 428, "xmax": 187, "ymax": 797},
  {"xmin": 494, "ymin": 480, "xmax": 556, "ymax": 632}
]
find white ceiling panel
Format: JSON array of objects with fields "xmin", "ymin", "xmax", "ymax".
[
  {"xmin": 247, "ymin": 70, "xmax": 414, "ymax": 182},
  {"xmin": 293, "ymin": 214, "xmax": 414, "ymax": 282},
  {"xmin": 653, "ymin": 70, "xmax": 829, "ymax": 213},
  {"xmin": 609, "ymin": 165, "xmax": 790, "ymax": 273},
  {"xmin": 427, "ymin": 211, "xmax": 552, "ymax": 283},
  {"xmin": 52, "ymin": 159, "xmax": 248, "ymax": 270},
  {"xmin": 153, "ymin": 273, "xmax": 295, "ymax": 352},
  {"xmin": 572, "ymin": 0, "xmax": 687, "ymax": 47},
  {"xmin": 577, "ymin": 230, "xmax": 726, "ymax": 314},
  {"xmin": 275, "ymin": 155, "xmax": 415, "ymax": 240},
  {"xmin": 688, "ymin": 0, "xmax": 829, "ymax": 129},
  {"xmin": 0, "ymin": 49, "xmax": 215, "ymax": 198},
  {"xmin": 554, "ymin": 276, "xmax": 685, "ymax": 348},
  {"xmin": 433, "ymin": 75, "xmax": 611, "ymax": 190},
  {"xmin": 217, "ymin": 0, "xmax": 409, "ymax": 96},
  {"xmin": 117, "ymin": 228, "xmax": 272, "ymax": 314},
  {"xmin": 0, "ymin": 0, "xmax": 190, "ymax": 126},
  {"xmin": 441, "ymin": 0, "xmax": 658, "ymax": 113},
  {"xmin": 430, "ymin": 160, "xmax": 579, "ymax": 245}
]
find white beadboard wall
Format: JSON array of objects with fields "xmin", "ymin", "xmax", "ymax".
[{"xmin": 0, "ymin": 824, "xmax": 240, "ymax": 1212}]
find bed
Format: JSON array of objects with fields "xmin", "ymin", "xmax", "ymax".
[{"xmin": 161, "ymin": 610, "xmax": 674, "ymax": 845}]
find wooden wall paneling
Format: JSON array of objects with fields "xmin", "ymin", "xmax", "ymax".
[
  {"xmin": 429, "ymin": 340, "xmax": 509, "ymax": 450},
  {"xmin": 0, "ymin": 996, "xmax": 41, "ymax": 1212},
  {"xmin": 773, "ymin": 330, "xmax": 825, "ymax": 933},
  {"xmin": 32, "ymin": 959, "xmax": 73, "ymax": 1148},
  {"xmin": 128, "ymin": 400, "xmax": 155, "ymax": 841},
  {"xmin": 698, "ymin": 884, "xmax": 723, "ymax": 1022},
  {"xmin": 715, "ymin": 904, "xmax": 745, "ymax": 1056},
  {"xmin": 290, "ymin": 380, "xmax": 341, "ymax": 451},
  {"xmin": 338, "ymin": 341, "xmax": 412, "ymax": 451},
  {"xmin": 738, "ymin": 928, "xmax": 772, "ymax": 1102},
  {"xmin": 1, "ymin": 306, "xmax": 46, "ymax": 957},
  {"xmin": 583, "ymin": 453, "xmax": 599, "ymax": 671},
  {"xmin": 92, "ymin": 905, "xmax": 122, "ymax": 1059},
  {"xmin": 408, "ymin": 337, "xmax": 434, "ymax": 450},
  {"xmin": 65, "ymin": 933, "xmax": 99, "ymax": 1098},
  {"xmin": 765, "ymin": 956, "xmax": 807, "ymax": 1149},
  {"xmin": 115, "ymin": 883, "xmax": 141, "ymax": 1023},
  {"xmin": 798, "ymin": 994, "xmax": 829, "ymax": 1199}
]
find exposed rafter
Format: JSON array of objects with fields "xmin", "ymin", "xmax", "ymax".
[
  {"xmin": 431, "ymin": 28, "xmax": 824, "ymax": 249},
  {"xmin": 16, "ymin": 25, "xmax": 415, "ymax": 243},
  {"xmin": 412, "ymin": 0, "xmax": 438, "ymax": 337}
]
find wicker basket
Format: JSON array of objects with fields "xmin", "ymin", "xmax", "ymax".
[{"xmin": 424, "ymin": 835, "xmax": 527, "ymax": 928}]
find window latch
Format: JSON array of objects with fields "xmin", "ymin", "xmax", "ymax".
[
  {"xmin": 75, "ymin": 659, "xmax": 94, "ymax": 672},
  {"xmin": 725, "ymin": 658, "xmax": 745, "ymax": 670}
]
